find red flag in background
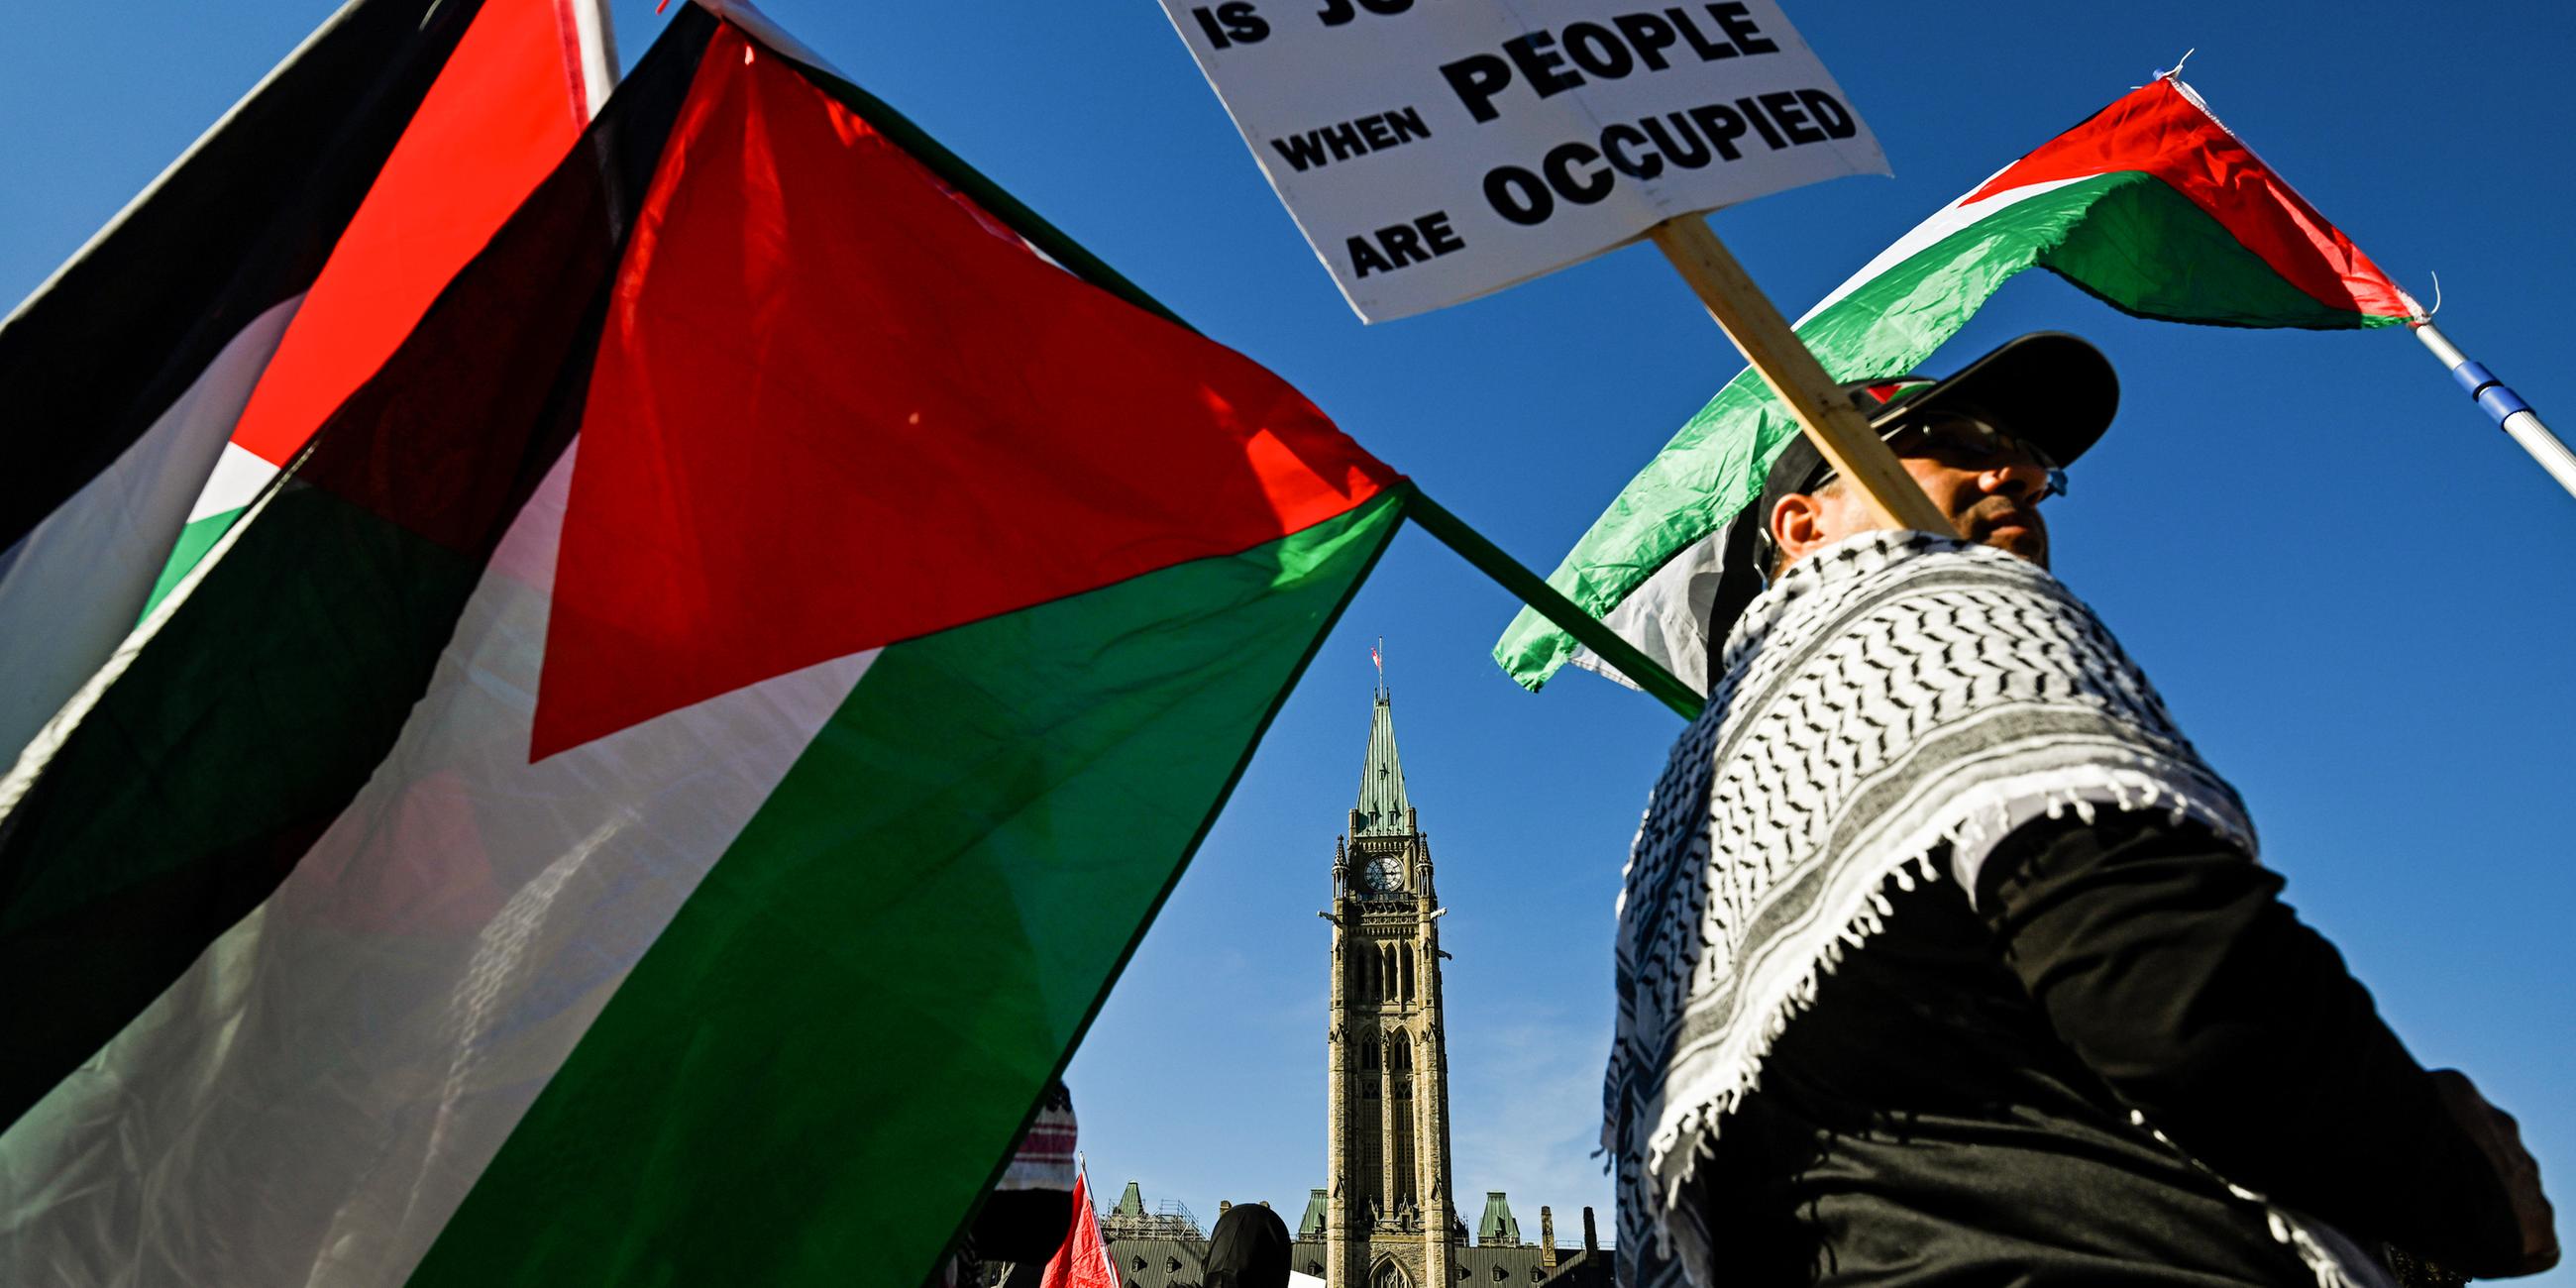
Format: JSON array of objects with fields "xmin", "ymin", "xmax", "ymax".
[{"xmin": 1043, "ymin": 1171, "xmax": 1121, "ymax": 1288}]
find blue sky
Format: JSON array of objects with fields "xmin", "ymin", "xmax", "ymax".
[{"xmin": 7, "ymin": 1, "xmax": 2571, "ymax": 1274}]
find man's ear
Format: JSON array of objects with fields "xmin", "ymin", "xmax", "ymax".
[{"xmin": 1771, "ymin": 493, "xmax": 1829, "ymax": 565}]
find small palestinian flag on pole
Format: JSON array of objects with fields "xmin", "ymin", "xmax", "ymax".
[
  {"xmin": 1494, "ymin": 71, "xmax": 2423, "ymax": 696},
  {"xmin": 0, "ymin": 0, "xmax": 607, "ymax": 765},
  {"xmin": 0, "ymin": 5, "xmax": 1400, "ymax": 1285}
]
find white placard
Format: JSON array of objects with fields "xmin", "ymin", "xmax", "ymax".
[{"xmin": 1161, "ymin": 0, "xmax": 1889, "ymax": 322}]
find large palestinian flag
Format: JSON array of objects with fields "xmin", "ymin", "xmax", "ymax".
[
  {"xmin": 0, "ymin": 7, "xmax": 1401, "ymax": 1285},
  {"xmin": 1494, "ymin": 75, "xmax": 2419, "ymax": 695},
  {"xmin": 0, "ymin": 0, "xmax": 604, "ymax": 765}
]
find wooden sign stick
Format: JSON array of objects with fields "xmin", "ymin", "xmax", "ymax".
[{"xmin": 1647, "ymin": 213, "xmax": 1960, "ymax": 539}]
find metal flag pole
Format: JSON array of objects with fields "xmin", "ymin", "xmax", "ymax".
[
  {"xmin": 2413, "ymin": 321, "xmax": 2576, "ymax": 502},
  {"xmin": 568, "ymin": 0, "xmax": 621, "ymax": 116}
]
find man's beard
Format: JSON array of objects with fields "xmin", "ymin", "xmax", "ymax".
[{"xmin": 1962, "ymin": 494, "xmax": 2048, "ymax": 568}]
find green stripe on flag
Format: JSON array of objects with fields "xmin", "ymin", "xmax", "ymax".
[
  {"xmin": 2040, "ymin": 173, "xmax": 2399, "ymax": 331},
  {"xmin": 139, "ymin": 507, "xmax": 243, "ymax": 620},
  {"xmin": 410, "ymin": 491, "xmax": 1404, "ymax": 1287}
]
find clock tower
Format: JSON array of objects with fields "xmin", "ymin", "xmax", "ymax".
[{"xmin": 1324, "ymin": 683, "xmax": 1457, "ymax": 1288}]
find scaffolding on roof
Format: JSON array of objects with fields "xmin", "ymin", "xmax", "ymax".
[{"xmin": 1100, "ymin": 1195, "xmax": 1203, "ymax": 1241}]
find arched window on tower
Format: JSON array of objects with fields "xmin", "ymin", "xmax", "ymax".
[
  {"xmin": 1391, "ymin": 1030, "xmax": 1412, "ymax": 1072},
  {"xmin": 1382, "ymin": 945, "xmax": 1396, "ymax": 999},
  {"xmin": 1373, "ymin": 1260, "xmax": 1411, "ymax": 1288},
  {"xmin": 1401, "ymin": 948, "xmax": 1415, "ymax": 1002},
  {"xmin": 1362, "ymin": 1037, "xmax": 1379, "ymax": 1071}
]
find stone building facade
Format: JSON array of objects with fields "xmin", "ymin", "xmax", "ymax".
[{"xmin": 1100, "ymin": 685, "xmax": 1609, "ymax": 1288}]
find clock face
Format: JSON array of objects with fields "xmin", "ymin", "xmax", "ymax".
[{"xmin": 1363, "ymin": 856, "xmax": 1403, "ymax": 892}]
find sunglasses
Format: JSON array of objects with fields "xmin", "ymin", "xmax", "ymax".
[{"xmin": 1820, "ymin": 412, "xmax": 2072, "ymax": 502}]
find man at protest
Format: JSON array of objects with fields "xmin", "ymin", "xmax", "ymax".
[{"xmin": 1607, "ymin": 332, "xmax": 2555, "ymax": 1287}]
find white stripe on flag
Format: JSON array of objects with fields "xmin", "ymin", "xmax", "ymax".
[
  {"xmin": 1572, "ymin": 527, "xmax": 1723, "ymax": 697},
  {"xmin": 186, "ymin": 440, "xmax": 287, "ymax": 524},
  {"xmin": 1794, "ymin": 173, "xmax": 2088, "ymax": 325}
]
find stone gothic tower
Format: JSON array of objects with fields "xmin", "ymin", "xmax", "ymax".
[{"xmin": 1324, "ymin": 685, "xmax": 1456, "ymax": 1288}]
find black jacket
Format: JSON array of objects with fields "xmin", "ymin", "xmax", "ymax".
[{"xmin": 1682, "ymin": 811, "xmax": 2522, "ymax": 1285}]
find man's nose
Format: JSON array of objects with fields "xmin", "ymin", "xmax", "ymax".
[{"xmin": 1983, "ymin": 458, "xmax": 2049, "ymax": 501}]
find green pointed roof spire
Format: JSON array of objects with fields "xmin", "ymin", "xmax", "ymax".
[
  {"xmin": 1353, "ymin": 687, "xmax": 1413, "ymax": 836},
  {"xmin": 1297, "ymin": 1188, "xmax": 1329, "ymax": 1238},
  {"xmin": 1477, "ymin": 1191, "xmax": 1522, "ymax": 1245}
]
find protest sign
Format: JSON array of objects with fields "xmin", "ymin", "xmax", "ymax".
[{"xmin": 1161, "ymin": 0, "xmax": 1889, "ymax": 322}]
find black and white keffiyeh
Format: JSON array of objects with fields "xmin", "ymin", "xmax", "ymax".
[{"xmin": 1605, "ymin": 528, "xmax": 2270, "ymax": 1287}]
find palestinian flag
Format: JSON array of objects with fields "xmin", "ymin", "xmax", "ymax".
[
  {"xmin": 0, "ymin": 7, "xmax": 1400, "ymax": 1286},
  {"xmin": 0, "ymin": 0, "xmax": 603, "ymax": 765},
  {"xmin": 1495, "ymin": 74, "xmax": 2419, "ymax": 695}
]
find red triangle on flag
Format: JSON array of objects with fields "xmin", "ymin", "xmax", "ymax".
[
  {"xmin": 1962, "ymin": 78, "xmax": 2408, "ymax": 317},
  {"xmin": 529, "ymin": 26, "xmax": 1396, "ymax": 761}
]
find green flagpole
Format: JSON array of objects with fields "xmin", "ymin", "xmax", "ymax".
[{"xmin": 1404, "ymin": 488, "xmax": 1704, "ymax": 721}]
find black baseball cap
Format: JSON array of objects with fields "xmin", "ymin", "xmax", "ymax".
[{"xmin": 1750, "ymin": 331, "xmax": 2117, "ymax": 567}]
